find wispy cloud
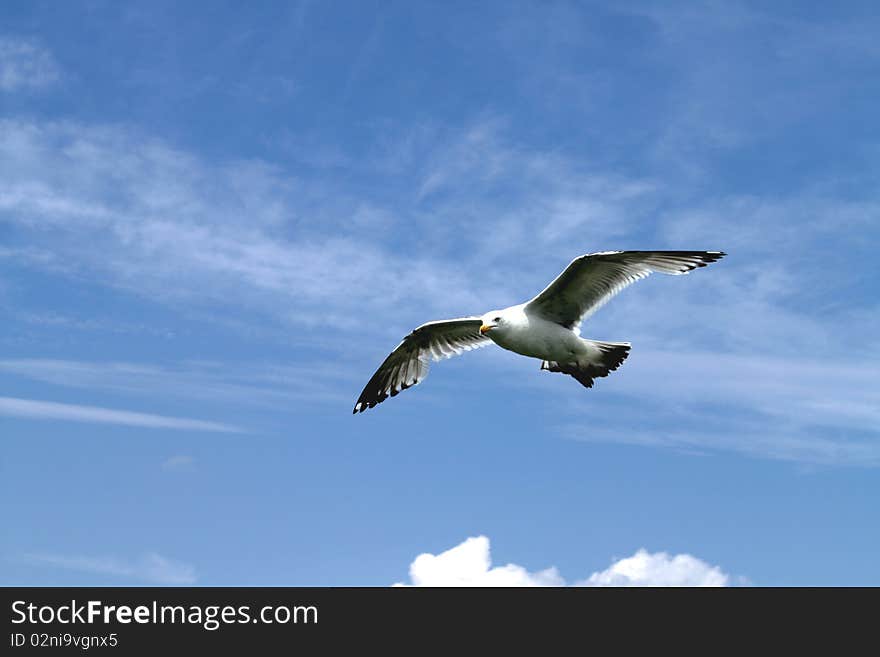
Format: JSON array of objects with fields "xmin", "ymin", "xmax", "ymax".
[
  {"xmin": 0, "ymin": 120, "xmax": 491, "ymax": 333},
  {"xmin": 2, "ymin": 89, "xmax": 877, "ymax": 466},
  {"xmin": 24, "ymin": 552, "xmax": 196, "ymax": 585},
  {"xmin": 556, "ymin": 347, "xmax": 880, "ymax": 467},
  {"xmin": 0, "ymin": 358, "xmax": 356, "ymax": 408},
  {"xmin": 1, "ymin": 310, "xmax": 176, "ymax": 338},
  {"xmin": 0, "ymin": 37, "xmax": 60, "ymax": 92},
  {"xmin": 394, "ymin": 536, "xmax": 730, "ymax": 587},
  {"xmin": 0, "ymin": 396, "xmax": 240, "ymax": 433},
  {"xmin": 0, "ymin": 116, "xmax": 666, "ymax": 333}
]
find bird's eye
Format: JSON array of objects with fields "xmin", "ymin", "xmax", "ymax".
[{"xmin": 493, "ymin": 317, "xmax": 501, "ymax": 322}]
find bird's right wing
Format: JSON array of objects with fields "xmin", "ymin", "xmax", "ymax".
[
  {"xmin": 524, "ymin": 251, "xmax": 726, "ymax": 330},
  {"xmin": 353, "ymin": 317, "xmax": 490, "ymax": 413}
]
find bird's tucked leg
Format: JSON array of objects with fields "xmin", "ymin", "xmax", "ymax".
[{"xmin": 540, "ymin": 340, "xmax": 631, "ymax": 389}]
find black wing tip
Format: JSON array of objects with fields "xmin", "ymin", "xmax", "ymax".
[
  {"xmin": 352, "ymin": 375, "xmax": 422, "ymax": 415},
  {"xmin": 353, "ymin": 397, "xmax": 385, "ymax": 415},
  {"xmin": 653, "ymin": 250, "xmax": 726, "ymax": 259},
  {"xmin": 644, "ymin": 250, "xmax": 725, "ymax": 270},
  {"xmin": 352, "ymin": 401, "xmax": 376, "ymax": 415},
  {"xmin": 693, "ymin": 251, "xmax": 726, "ymax": 268},
  {"xmin": 353, "ymin": 384, "xmax": 404, "ymax": 414},
  {"xmin": 591, "ymin": 250, "xmax": 727, "ymax": 261}
]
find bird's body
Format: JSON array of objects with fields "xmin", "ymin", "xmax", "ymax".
[
  {"xmin": 353, "ymin": 250, "xmax": 725, "ymax": 413},
  {"xmin": 479, "ymin": 304, "xmax": 592, "ymax": 362}
]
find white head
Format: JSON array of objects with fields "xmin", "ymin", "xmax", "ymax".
[{"xmin": 479, "ymin": 309, "xmax": 506, "ymax": 336}]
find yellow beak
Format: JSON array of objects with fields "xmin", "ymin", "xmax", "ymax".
[{"xmin": 480, "ymin": 324, "xmax": 492, "ymax": 334}]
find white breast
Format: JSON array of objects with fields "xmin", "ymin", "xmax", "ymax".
[{"xmin": 489, "ymin": 306, "xmax": 584, "ymax": 361}]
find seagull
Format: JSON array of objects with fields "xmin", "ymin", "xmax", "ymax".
[{"xmin": 353, "ymin": 250, "xmax": 725, "ymax": 413}]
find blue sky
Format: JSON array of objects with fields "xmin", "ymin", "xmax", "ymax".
[{"xmin": 1, "ymin": 1, "xmax": 878, "ymax": 586}]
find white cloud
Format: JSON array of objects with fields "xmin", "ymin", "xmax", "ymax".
[
  {"xmin": 0, "ymin": 396, "xmax": 240, "ymax": 433},
  {"xmin": 395, "ymin": 536, "xmax": 729, "ymax": 587},
  {"xmin": 580, "ymin": 549, "xmax": 728, "ymax": 587},
  {"xmin": 0, "ymin": 37, "xmax": 59, "ymax": 91},
  {"xmin": 396, "ymin": 536, "xmax": 564, "ymax": 587},
  {"xmin": 24, "ymin": 552, "xmax": 196, "ymax": 585}
]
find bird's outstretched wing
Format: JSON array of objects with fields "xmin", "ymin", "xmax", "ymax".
[
  {"xmin": 525, "ymin": 251, "xmax": 725, "ymax": 331},
  {"xmin": 353, "ymin": 317, "xmax": 490, "ymax": 413}
]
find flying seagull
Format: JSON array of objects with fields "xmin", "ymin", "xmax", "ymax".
[{"xmin": 353, "ymin": 250, "xmax": 725, "ymax": 413}]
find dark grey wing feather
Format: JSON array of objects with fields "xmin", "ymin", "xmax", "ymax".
[
  {"xmin": 525, "ymin": 251, "xmax": 725, "ymax": 330},
  {"xmin": 353, "ymin": 317, "xmax": 489, "ymax": 413}
]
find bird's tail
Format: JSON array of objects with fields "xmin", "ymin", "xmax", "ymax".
[{"xmin": 540, "ymin": 340, "xmax": 631, "ymax": 389}]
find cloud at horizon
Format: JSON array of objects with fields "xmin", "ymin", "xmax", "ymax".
[{"xmin": 395, "ymin": 536, "xmax": 731, "ymax": 587}]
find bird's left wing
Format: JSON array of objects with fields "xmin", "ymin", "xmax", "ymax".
[
  {"xmin": 353, "ymin": 317, "xmax": 489, "ymax": 413},
  {"xmin": 524, "ymin": 251, "xmax": 726, "ymax": 330}
]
